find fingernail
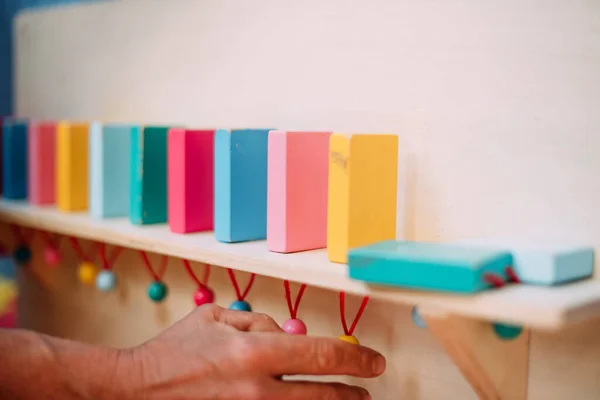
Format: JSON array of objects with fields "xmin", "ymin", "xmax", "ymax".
[{"xmin": 373, "ymin": 355, "xmax": 386, "ymax": 375}]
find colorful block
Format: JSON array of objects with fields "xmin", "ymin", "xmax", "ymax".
[
  {"xmin": 28, "ymin": 121, "xmax": 56, "ymax": 205},
  {"xmin": 56, "ymin": 122, "xmax": 89, "ymax": 212},
  {"xmin": 2, "ymin": 119, "xmax": 28, "ymax": 200},
  {"xmin": 214, "ymin": 128, "xmax": 271, "ymax": 242},
  {"xmin": 168, "ymin": 129, "xmax": 214, "ymax": 233},
  {"xmin": 454, "ymin": 238, "xmax": 594, "ymax": 285},
  {"xmin": 348, "ymin": 241, "xmax": 513, "ymax": 293},
  {"xmin": 327, "ymin": 134, "xmax": 398, "ymax": 263},
  {"xmin": 130, "ymin": 126, "xmax": 169, "ymax": 225},
  {"xmin": 267, "ymin": 131, "xmax": 331, "ymax": 253},
  {"xmin": 89, "ymin": 123, "xmax": 132, "ymax": 218}
]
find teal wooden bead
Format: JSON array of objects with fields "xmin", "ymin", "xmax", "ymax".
[
  {"xmin": 229, "ymin": 300, "xmax": 252, "ymax": 312},
  {"xmin": 96, "ymin": 270, "xmax": 117, "ymax": 292},
  {"xmin": 492, "ymin": 323, "xmax": 523, "ymax": 340},
  {"xmin": 411, "ymin": 306, "xmax": 427, "ymax": 329},
  {"xmin": 13, "ymin": 245, "xmax": 31, "ymax": 265},
  {"xmin": 148, "ymin": 281, "xmax": 168, "ymax": 302}
]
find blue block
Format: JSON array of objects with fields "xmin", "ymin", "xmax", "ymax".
[
  {"xmin": 2, "ymin": 119, "xmax": 28, "ymax": 199},
  {"xmin": 455, "ymin": 238, "xmax": 594, "ymax": 285},
  {"xmin": 348, "ymin": 241, "xmax": 513, "ymax": 293},
  {"xmin": 89, "ymin": 122, "xmax": 132, "ymax": 218},
  {"xmin": 214, "ymin": 128, "xmax": 271, "ymax": 243}
]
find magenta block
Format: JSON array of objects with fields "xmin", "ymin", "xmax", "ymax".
[
  {"xmin": 168, "ymin": 129, "xmax": 215, "ymax": 233},
  {"xmin": 267, "ymin": 131, "xmax": 331, "ymax": 253},
  {"xmin": 28, "ymin": 121, "xmax": 56, "ymax": 205}
]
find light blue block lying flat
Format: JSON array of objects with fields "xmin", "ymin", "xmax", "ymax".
[
  {"xmin": 347, "ymin": 241, "xmax": 513, "ymax": 294},
  {"xmin": 89, "ymin": 123, "xmax": 132, "ymax": 218},
  {"xmin": 214, "ymin": 128, "xmax": 271, "ymax": 243},
  {"xmin": 453, "ymin": 238, "xmax": 594, "ymax": 285}
]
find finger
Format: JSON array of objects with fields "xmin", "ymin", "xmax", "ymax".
[
  {"xmin": 210, "ymin": 306, "xmax": 283, "ymax": 333},
  {"xmin": 256, "ymin": 335, "xmax": 386, "ymax": 377},
  {"xmin": 271, "ymin": 380, "xmax": 371, "ymax": 400}
]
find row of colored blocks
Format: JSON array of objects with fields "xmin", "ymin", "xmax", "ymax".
[{"xmin": 1, "ymin": 119, "xmax": 398, "ymax": 263}]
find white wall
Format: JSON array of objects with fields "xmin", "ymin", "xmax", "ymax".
[{"xmin": 13, "ymin": 1, "xmax": 600, "ymax": 398}]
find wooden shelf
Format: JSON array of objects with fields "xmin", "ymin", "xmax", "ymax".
[{"xmin": 0, "ymin": 200, "xmax": 599, "ymax": 331}]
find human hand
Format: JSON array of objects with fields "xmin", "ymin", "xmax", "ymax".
[{"xmin": 119, "ymin": 304, "xmax": 385, "ymax": 400}]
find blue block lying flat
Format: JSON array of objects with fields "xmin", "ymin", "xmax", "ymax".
[
  {"xmin": 454, "ymin": 238, "xmax": 594, "ymax": 285},
  {"xmin": 214, "ymin": 128, "xmax": 271, "ymax": 243},
  {"xmin": 89, "ymin": 122, "xmax": 132, "ymax": 218},
  {"xmin": 2, "ymin": 119, "xmax": 28, "ymax": 199},
  {"xmin": 348, "ymin": 241, "xmax": 513, "ymax": 293}
]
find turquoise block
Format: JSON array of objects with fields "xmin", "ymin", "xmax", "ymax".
[
  {"xmin": 2, "ymin": 119, "xmax": 28, "ymax": 199},
  {"xmin": 214, "ymin": 128, "xmax": 271, "ymax": 242},
  {"xmin": 455, "ymin": 238, "xmax": 594, "ymax": 285},
  {"xmin": 348, "ymin": 241, "xmax": 513, "ymax": 293},
  {"xmin": 89, "ymin": 122, "xmax": 132, "ymax": 218},
  {"xmin": 130, "ymin": 126, "xmax": 169, "ymax": 225}
]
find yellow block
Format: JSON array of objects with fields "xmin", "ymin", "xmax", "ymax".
[
  {"xmin": 56, "ymin": 122, "xmax": 89, "ymax": 212},
  {"xmin": 327, "ymin": 134, "xmax": 398, "ymax": 263}
]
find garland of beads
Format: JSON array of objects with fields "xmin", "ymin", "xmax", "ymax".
[
  {"xmin": 227, "ymin": 269, "xmax": 255, "ymax": 312},
  {"xmin": 139, "ymin": 251, "xmax": 169, "ymax": 303}
]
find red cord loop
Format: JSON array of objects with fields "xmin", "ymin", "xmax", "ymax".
[
  {"xmin": 483, "ymin": 273, "xmax": 505, "ymax": 288},
  {"xmin": 41, "ymin": 231, "xmax": 61, "ymax": 249},
  {"xmin": 139, "ymin": 251, "xmax": 168, "ymax": 281},
  {"xmin": 505, "ymin": 267, "xmax": 520, "ymax": 283},
  {"xmin": 12, "ymin": 225, "xmax": 35, "ymax": 245},
  {"xmin": 227, "ymin": 269, "xmax": 256, "ymax": 301},
  {"xmin": 182, "ymin": 259, "xmax": 210, "ymax": 288},
  {"xmin": 68, "ymin": 237, "xmax": 97, "ymax": 263},
  {"xmin": 339, "ymin": 292, "xmax": 369, "ymax": 336},
  {"xmin": 98, "ymin": 243, "xmax": 123, "ymax": 270},
  {"xmin": 284, "ymin": 280, "xmax": 307, "ymax": 319}
]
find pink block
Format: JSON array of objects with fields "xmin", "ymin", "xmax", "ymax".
[
  {"xmin": 28, "ymin": 122, "xmax": 56, "ymax": 205},
  {"xmin": 168, "ymin": 129, "xmax": 215, "ymax": 233},
  {"xmin": 267, "ymin": 131, "xmax": 331, "ymax": 253}
]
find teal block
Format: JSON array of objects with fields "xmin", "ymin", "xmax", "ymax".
[
  {"xmin": 214, "ymin": 128, "xmax": 271, "ymax": 243},
  {"xmin": 130, "ymin": 126, "xmax": 169, "ymax": 225},
  {"xmin": 348, "ymin": 241, "xmax": 513, "ymax": 293},
  {"xmin": 89, "ymin": 123, "xmax": 132, "ymax": 218},
  {"xmin": 455, "ymin": 238, "xmax": 594, "ymax": 285}
]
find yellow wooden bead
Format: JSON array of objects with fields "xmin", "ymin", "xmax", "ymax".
[
  {"xmin": 78, "ymin": 262, "xmax": 98, "ymax": 285},
  {"xmin": 339, "ymin": 335, "xmax": 360, "ymax": 345}
]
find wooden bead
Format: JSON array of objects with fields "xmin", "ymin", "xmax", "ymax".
[
  {"xmin": 282, "ymin": 319, "xmax": 307, "ymax": 335},
  {"xmin": 96, "ymin": 270, "xmax": 117, "ymax": 292},
  {"xmin": 229, "ymin": 300, "xmax": 252, "ymax": 312},
  {"xmin": 194, "ymin": 286, "xmax": 215, "ymax": 306},
  {"xmin": 43, "ymin": 247, "xmax": 61, "ymax": 266},
  {"xmin": 492, "ymin": 323, "xmax": 523, "ymax": 340},
  {"xmin": 339, "ymin": 335, "xmax": 360, "ymax": 345},
  {"xmin": 78, "ymin": 262, "xmax": 98, "ymax": 285},
  {"xmin": 148, "ymin": 281, "xmax": 168, "ymax": 302},
  {"xmin": 13, "ymin": 246, "xmax": 31, "ymax": 265}
]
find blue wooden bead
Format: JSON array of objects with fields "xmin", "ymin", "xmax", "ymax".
[
  {"xmin": 13, "ymin": 245, "xmax": 31, "ymax": 265},
  {"xmin": 229, "ymin": 300, "xmax": 252, "ymax": 312},
  {"xmin": 96, "ymin": 270, "xmax": 117, "ymax": 292},
  {"xmin": 492, "ymin": 323, "xmax": 523, "ymax": 340},
  {"xmin": 148, "ymin": 281, "xmax": 168, "ymax": 302},
  {"xmin": 411, "ymin": 306, "xmax": 427, "ymax": 329}
]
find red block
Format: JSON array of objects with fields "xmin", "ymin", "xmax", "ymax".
[{"xmin": 28, "ymin": 121, "xmax": 56, "ymax": 205}]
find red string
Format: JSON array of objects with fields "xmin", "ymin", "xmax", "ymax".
[
  {"xmin": 41, "ymin": 231, "xmax": 61, "ymax": 249},
  {"xmin": 284, "ymin": 280, "xmax": 307, "ymax": 319},
  {"xmin": 505, "ymin": 267, "xmax": 520, "ymax": 283},
  {"xmin": 68, "ymin": 237, "xmax": 97, "ymax": 263},
  {"xmin": 339, "ymin": 292, "xmax": 370, "ymax": 336},
  {"xmin": 227, "ymin": 269, "xmax": 256, "ymax": 301},
  {"xmin": 483, "ymin": 273, "xmax": 505, "ymax": 288},
  {"xmin": 139, "ymin": 251, "xmax": 168, "ymax": 281},
  {"xmin": 182, "ymin": 259, "xmax": 210, "ymax": 287},
  {"xmin": 98, "ymin": 243, "xmax": 123, "ymax": 270},
  {"xmin": 11, "ymin": 225, "xmax": 34, "ymax": 245}
]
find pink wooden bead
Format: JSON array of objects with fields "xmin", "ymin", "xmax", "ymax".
[
  {"xmin": 28, "ymin": 121, "xmax": 56, "ymax": 205},
  {"xmin": 283, "ymin": 318, "xmax": 308, "ymax": 335},
  {"xmin": 43, "ymin": 247, "xmax": 61, "ymax": 266},
  {"xmin": 194, "ymin": 286, "xmax": 215, "ymax": 306}
]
